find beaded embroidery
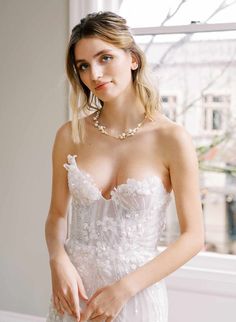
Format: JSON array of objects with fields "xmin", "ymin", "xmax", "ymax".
[{"xmin": 46, "ymin": 153, "xmax": 171, "ymax": 322}]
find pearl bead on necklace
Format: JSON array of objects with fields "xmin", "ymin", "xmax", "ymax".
[{"xmin": 93, "ymin": 109, "xmax": 148, "ymax": 140}]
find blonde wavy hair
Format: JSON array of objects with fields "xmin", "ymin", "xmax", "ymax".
[{"xmin": 66, "ymin": 11, "xmax": 161, "ymax": 144}]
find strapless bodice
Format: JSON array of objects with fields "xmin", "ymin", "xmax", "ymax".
[
  {"xmin": 46, "ymin": 154, "xmax": 171, "ymax": 322},
  {"xmin": 63, "ymin": 154, "xmax": 171, "ymax": 281}
]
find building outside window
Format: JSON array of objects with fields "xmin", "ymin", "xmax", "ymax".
[
  {"xmin": 202, "ymin": 94, "xmax": 230, "ymax": 134},
  {"xmin": 120, "ymin": 0, "xmax": 236, "ymax": 255},
  {"xmin": 161, "ymin": 95, "xmax": 177, "ymax": 121}
]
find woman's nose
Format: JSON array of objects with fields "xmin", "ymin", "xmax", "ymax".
[{"xmin": 90, "ymin": 64, "xmax": 103, "ymax": 81}]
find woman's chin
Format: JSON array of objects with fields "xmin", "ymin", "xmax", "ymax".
[{"xmin": 96, "ymin": 93, "xmax": 119, "ymax": 103}]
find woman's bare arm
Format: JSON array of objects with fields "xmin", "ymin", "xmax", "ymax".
[
  {"xmin": 118, "ymin": 123, "xmax": 205, "ymax": 296},
  {"xmin": 45, "ymin": 122, "xmax": 72, "ymax": 262},
  {"xmin": 45, "ymin": 122, "xmax": 88, "ymax": 320}
]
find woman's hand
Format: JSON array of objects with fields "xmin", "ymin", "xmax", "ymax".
[
  {"xmin": 50, "ymin": 255, "xmax": 88, "ymax": 321},
  {"xmin": 80, "ymin": 279, "xmax": 133, "ymax": 322}
]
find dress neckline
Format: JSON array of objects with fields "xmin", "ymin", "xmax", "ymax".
[{"xmin": 66, "ymin": 154, "xmax": 171, "ymax": 202}]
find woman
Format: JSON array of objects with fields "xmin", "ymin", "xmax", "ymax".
[{"xmin": 45, "ymin": 11, "xmax": 204, "ymax": 322}]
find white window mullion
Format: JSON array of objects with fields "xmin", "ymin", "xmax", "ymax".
[{"xmin": 132, "ymin": 22, "xmax": 236, "ymax": 36}]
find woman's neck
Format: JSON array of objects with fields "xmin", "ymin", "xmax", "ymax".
[{"xmin": 99, "ymin": 93, "xmax": 146, "ymax": 134}]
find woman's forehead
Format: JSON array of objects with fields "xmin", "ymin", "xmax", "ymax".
[{"xmin": 74, "ymin": 37, "xmax": 120, "ymax": 60}]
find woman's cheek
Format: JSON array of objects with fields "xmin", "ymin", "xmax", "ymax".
[{"xmin": 80, "ymin": 75, "xmax": 91, "ymax": 90}]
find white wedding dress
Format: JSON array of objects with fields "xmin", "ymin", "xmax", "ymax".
[{"xmin": 46, "ymin": 154, "xmax": 171, "ymax": 322}]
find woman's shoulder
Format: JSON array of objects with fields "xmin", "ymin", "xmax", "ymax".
[
  {"xmin": 55, "ymin": 120, "xmax": 72, "ymax": 140},
  {"xmin": 54, "ymin": 114, "xmax": 93, "ymax": 148},
  {"xmin": 153, "ymin": 111, "xmax": 194, "ymax": 157},
  {"xmin": 53, "ymin": 120, "xmax": 78, "ymax": 153}
]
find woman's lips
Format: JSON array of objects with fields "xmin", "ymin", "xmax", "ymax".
[{"xmin": 95, "ymin": 82, "xmax": 111, "ymax": 90}]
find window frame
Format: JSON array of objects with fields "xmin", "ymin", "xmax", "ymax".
[
  {"xmin": 131, "ymin": 22, "xmax": 236, "ymax": 36},
  {"xmin": 202, "ymin": 92, "xmax": 231, "ymax": 134},
  {"xmin": 132, "ymin": 22, "xmax": 236, "ymax": 274},
  {"xmin": 159, "ymin": 246, "xmax": 236, "ymax": 296},
  {"xmin": 160, "ymin": 92, "xmax": 179, "ymax": 122}
]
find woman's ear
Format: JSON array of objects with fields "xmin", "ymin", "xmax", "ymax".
[{"xmin": 130, "ymin": 52, "xmax": 139, "ymax": 70}]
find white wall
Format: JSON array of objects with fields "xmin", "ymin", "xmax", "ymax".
[
  {"xmin": 166, "ymin": 250, "xmax": 236, "ymax": 322},
  {"xmin": 168, "ymin": 289, "xmax": 235, "ymax": 322},
  {"xmin": 0, "ymin": 0, "xmax": 68, "ymax": 317}
]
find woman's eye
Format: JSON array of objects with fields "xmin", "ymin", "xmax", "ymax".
[
  {"xmin": 78, "ymin": 63, "xmax": 88, "ymax": 71},
  {"xmin": 102, "ymin": 55, "xmax": 112, "ymax": 62}
]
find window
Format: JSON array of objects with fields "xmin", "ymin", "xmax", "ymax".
[
  {"xmin": 226, "ymin": 172, "xmax": 236, "ymax": 242},
  {"xmin": 161, "ymin": 95, "xmax": 177, "ymax": 121},
  {"xmin": 202, "ymin": 94, "xmax": 230, "ymax": 134},
  {"xmin": 212, "ymin": 109, "xmax": 222, "ymax": 129},
  {"xmin": 120, "ymin": 1, "xmax": 236, "ymax": 256},
  {"xmin": 120, "ymin": 0, "xmax": 236, "ymax": 27}
]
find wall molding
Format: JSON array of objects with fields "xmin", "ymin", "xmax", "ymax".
[
  {"xmin": 0, "ymin": 311, "xmax": 45, "ymax": 322},
  {"xmin": 159, "ymin": 247, "xmax": 236, "ymax": 297}
]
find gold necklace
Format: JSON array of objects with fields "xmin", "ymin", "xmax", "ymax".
[{"xmin": 93, "ymin": 109, "xmax": 148, "ymax": 140}]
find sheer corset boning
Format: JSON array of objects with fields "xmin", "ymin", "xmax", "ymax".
[{"xmin": 46, "ymin": 154, "xmax": 171, "ymax": 322}]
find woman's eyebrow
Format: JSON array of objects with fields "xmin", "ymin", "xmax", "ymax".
[{"xmin": 75, "ymin": 49, "xmax": 114, "ymax": 65}]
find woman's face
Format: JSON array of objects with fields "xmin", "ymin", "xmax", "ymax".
[{"xmin": 74, "ymin": 37, "xmax": 137, "ymax": 102}]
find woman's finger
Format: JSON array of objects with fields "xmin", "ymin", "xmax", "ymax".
[
  {"xmin": 105, "ymin": 317, "xmax": 114, "ymax": 322},
  {"xmin": 69, "ymin": 291, "xmax": 81, "ymax": 320},
  {"xmin": 89, "ymin": 313, "xmax": 106, "ymax": 321},
  {"xmin": 58, "ymin": 295, "xmax": 73, "ymax": 316},
  {"xmin": 77, "ymin": 276, "xmax": 89, "ymax": 301},
  {"xmin": 89, "ymin": 307, "xmax": 103, "ymax": 319},
  {"xmin": 53, "ymin": 295, "xmax": 60, "ymax": 312},
  {"xmin": 56, "ymin": 297, "xmax": 64, "ymax": 315}
]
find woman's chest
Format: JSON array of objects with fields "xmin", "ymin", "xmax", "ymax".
[{"xmin": 72, "ymin": 137, "xmax": 171, "ymax": 199}]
